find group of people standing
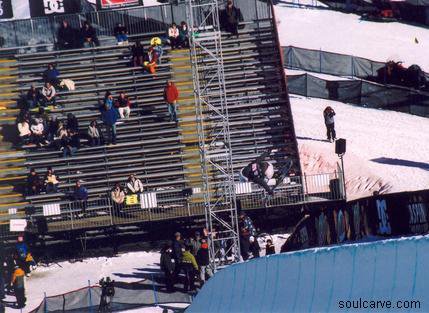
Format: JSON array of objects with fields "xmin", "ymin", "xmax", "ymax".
[
  {"xmin": 1, "ymin": 237, "xmax": 35, "ymax": 309},
  {"xmin": 160, "ymin": 231, "xmax": 212, "ymax": 293}
]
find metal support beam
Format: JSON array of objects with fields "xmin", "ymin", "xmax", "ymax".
[{"xmin": 186, "ymin": 0, "xmax": 240, "ymax": 271}]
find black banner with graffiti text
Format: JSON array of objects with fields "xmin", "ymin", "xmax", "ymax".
[
  {"xmin": 281, "ymin": 189, "xmax": 429, "ymax": 252},
  {"xmin": 0, "ymin": 0, "xmax": 13, "ymax": 19}
]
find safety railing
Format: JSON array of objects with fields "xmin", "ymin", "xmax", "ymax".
[
  {"xmin": 19, "ymin": 171, "xmax": 345, "ymax": 234},
  {"xmin": 0, "ymin": 0, "xmax": 272, "ymax": 52}
]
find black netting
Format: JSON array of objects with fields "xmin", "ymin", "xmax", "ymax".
[{"xmin": 29, "ymin": 279, "xmax": 191, "ymax": 313}]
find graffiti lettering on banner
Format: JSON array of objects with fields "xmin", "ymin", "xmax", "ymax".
[
  {"xmin": 376, "ymin": 199, "xmax": 391, "ymax": 235},
  {"xmin": 408, "ymin": 201, "xmax": 428, "ymax": 234},
  {"xmin": 0, "ymin": 0, "xmax": 13, "ymax": 19}
]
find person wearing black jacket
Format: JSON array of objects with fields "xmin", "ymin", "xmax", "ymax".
[
  {"xmin": 27, "ymin": 169, "xmax": 42, "ymax": 196},
  {"xmin": 265, "ymin": 239, "xmax": 276, "ymax": 255},
  {"xmin": 57, "ymin": 20, "xmax": 77, "ymax": 50},
  {"xmin": 171, "ymin": 232, "xmax": 184, "ymax": 280},
  {"xmin": 62, "ymin": 129, "xmax": 80, "ymax": 158},
  {"xmin": 80, "ymin": 21, "xmax": 99, "ymax": 47},
  {"xmin": 196, "ymin": 239, "xmax": 212, "ymax": 284},
  {"xmin": 26, "ymin": 85, "xmax": 41, "ymax": 109},
  {"xmin": 160, "ymin": 245, "xmax": 175, "ymax": 292},
  {"xmin": 131, "ymin": 41, "xmax": 144, "ymax": 67},
  {"xmin": 66, "ymin": 113, "xmax": 79, "ymax": 132},
  {"xmin": 249, "ymin": 236, "xmax": 260, "ymax": 258},
  {"xmin": 220, "ymin": 0, "xmax": 243, "ymax": 37}
]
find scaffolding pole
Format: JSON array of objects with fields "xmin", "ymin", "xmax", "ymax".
[{"xmin": 186, "ymin": 0, "xmax": 240, "ymax": 271}]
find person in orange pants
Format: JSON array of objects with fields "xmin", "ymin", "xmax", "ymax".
[{"xmin": 144, "ymin": 47, "xmax": 159, "ymax": 75}]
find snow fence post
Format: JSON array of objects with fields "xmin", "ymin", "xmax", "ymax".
[
  {"xmin": 319, "ymin": 48, "xmax": 322, "ymax": 73},
  {"xmin": 151, "ymin": 273, "xmax": 159, "ymax": 306},
  {"xmin": 88, "ymin": 280, "xmax": 93, "ymax": 312},
  {"xmin": 43, "ymin": 292, "xmax": 47, "ymax": 313}
]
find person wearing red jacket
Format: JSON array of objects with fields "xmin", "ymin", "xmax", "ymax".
[{"xmin": 164, "ymin": 81, "xmax": 179, "ymax": 122}]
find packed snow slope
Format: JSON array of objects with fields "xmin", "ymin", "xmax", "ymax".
[
  {"xmin": 275, "ymin": 4, "xmax": 429, "ymax": 71},
  {"xmin": 290, "ymin": 96, "xmax": 429, "ymax": 199},
  {"xmin": 188, "ymin": 235, "xmax": 429, "ymax": 313}
]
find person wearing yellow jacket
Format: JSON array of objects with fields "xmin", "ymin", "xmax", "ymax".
[
  {"xmin": 11, "ymin": 265, "xmax": 26, "ymax": 308},
  {"xmin": 181, "ymin": 245, "xmax": 198, "ymax": 292}
]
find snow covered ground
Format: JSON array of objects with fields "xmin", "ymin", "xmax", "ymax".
[
  {"xmin": 275, "ymin": 4, "xmax": 429, "ymax": 71},
  {"xmin": 290, "ymin": 95, "xmax": 429, "ymax": 199},
  {"xmin": 4, "ymin": 235, "xmax": 288, "ymax": 313}
]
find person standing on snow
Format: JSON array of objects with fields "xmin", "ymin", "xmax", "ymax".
[
  {"xmin": 11, "ymin": 264, "xmax": 26, "ymax": 309},
  {"xmin": 160, "ymin": 245, "xmax": 175, "ymax": 292},
  {"xmin": 323, "ymin": 106, "xmax": 336, "ymax": 142}
]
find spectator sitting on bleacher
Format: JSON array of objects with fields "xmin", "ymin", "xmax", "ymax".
[
  {"xmin": 41, "ymin": 82, "xmax": 56, "ymax": 108},
  {"xmin": 126, "ymin": 174, "xmax": 144, "ymax": 194},
  {"xmin": 111, "ymin": 183, "xmax": 126, "ymax": 213},
  {"xmin": 17, "ymin": 117, "xmax": 31, "ymax": 145},
  {"xmin": 168, "ymin": 23, "xmax": 180, "ymax": 50},
  {"xmin": 220, "ymin": 0, "xmax": 243, "ymax": 38},
  {"xmin": 179, "ymin": 21, "xmax": 189, "ymax": 48},
  {"xmin": 66, "ymin": 113, "xmax": 79, "ymax": 132},
  {"xmin": 150, "ymin": 37, "xmax": 163, "ymax": 64},
  {"xmin": 80, "ymin": 21, "xmax": 99, "ymax": 48},
  {"xmin": 131, "ymin": 41, "xmax": 144, "ymax": 67},
  {"xmin": 26, "ymin": 169, "xmax": 42, "ymax": 196},
  {"xmin": 42, "ymin": 64, "xmax": 60, "ymax": 86},
  {"xmin": 62, "ymin": 129, "xmax": 80, "ymax": 158},
  {"xmin": 25, "ymin": 85, "xmax": 41, "ymax": 109},
  {"xmin": 114, "ymin": 23, "xmax": 128, "ymax": 45},
  {"xmin": 144, "ymin": 47, "xmax": 158, "ymax": 75},
  {"xmin": 30, "ymin": 118, "xmax": 47, "ymax": 147},
  {"xmin": 164, "ymin": 81, "xmax": 179, "ymax": 122},
  {"xmin": 53, "ymin": 121, "xmax": 67, "ymax": 150},
  {"xmin": 116, "ymin": 92, "xmax": 131, "ymax": 119},
  {"xmin": 46, "ymin": 115, "xmax": 58, "ymax": 143},
  {"xmin": 104, "ymin": 91, "xmax": 114, "ymax": 109},
  {"xmin": 73, "ymin": 180, "xmax": 88, "ymax": 214},
  {"xmin": 44, "ymin": 167, "xmax": 59, "ymax": 194},
  {"xmin": 57, "ymin": 20, "xmax": 77, "ymax": 50},
  {"xmin": 88, "ymin": 120, "xmax": 102, "ymax": 146},
  {"xmin": 101, "ymin": 99, "xmax": 119, "ymax": 145}
]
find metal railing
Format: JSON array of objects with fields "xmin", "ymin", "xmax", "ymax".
[
  {"xmin": 20, "ymin": 171, "xmax": 345, "ymax": 235},
  {"xmin": 0, "ymin": 0, "xmax": 272, "ymax": 52}
]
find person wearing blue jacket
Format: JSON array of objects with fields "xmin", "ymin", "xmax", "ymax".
[
  {"xmin": 101, "ymin": 96, "xmax": 119, "ymax": 145},
  {"xmin": 42, "ymin": 63, "xmax": 60, "ymax": 86}
]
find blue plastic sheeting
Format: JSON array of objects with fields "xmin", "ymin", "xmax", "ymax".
[{"xmin": 188, "ymin": 236, "xmax": 429, "ymax": 313}]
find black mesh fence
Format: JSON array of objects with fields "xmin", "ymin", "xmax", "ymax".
[
  {"xmin": 283, "ymin": 46, "xmax": 429, "ymax": 82},
  {"xmin": 29, "ymin": 277, "xmax": 191, "ymax": 313},
  {"xmin": 287, "ymin": 73, "xmax": 429, "ymax": 117}
]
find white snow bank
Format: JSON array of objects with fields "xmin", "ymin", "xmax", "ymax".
[
  {"xmin": 290, "ymin": 95, "xmax": 429, "ymax": 199},
  {"xmin": 5, "ymin": 251, "xmax": 161, "ymax": 313},
  {"xmin": 275, "ymin": 5, "xmax": 429, "ymax": 71},
  {"xmin": 286, "ymin": 69, "xmax": 351, "ymax": 80},
  {"xmin": 189, "ymin": 235, "xmax": 429, "ymax": 313}
]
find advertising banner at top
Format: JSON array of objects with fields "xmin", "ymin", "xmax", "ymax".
[
  {"xmin": 97, "ymin": 0, "xmax": 143, "ymax": 10},
  {"xmin": 29, "ymin": 0, "xmax": 82, "ymax": 17}
]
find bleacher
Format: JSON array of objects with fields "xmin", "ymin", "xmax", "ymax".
[{"xmin": 0, "ymin": 3, "xmax": 301, "ymax": 238}]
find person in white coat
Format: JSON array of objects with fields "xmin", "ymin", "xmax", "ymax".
[
  {"xmin": 126, "ymin": 174, "xmax": 144, "ymax": 194},
  {"xmin": 168, "ymin": 23, "xmax": 180, "ymax": 50}
]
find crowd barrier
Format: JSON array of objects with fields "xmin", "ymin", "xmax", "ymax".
[
  {"xmin": 283, "ymin": 46, "xmax": 429, "ymax": 81},
  {"xmin": 29, "ymin": 277, "xmax": 191, "ymax": 313},
  {"xmin": 3, "ymin": 171, "xmax": 343, "ymax": 238},
  {"xmin": 0, "ymin": 0, "xmax": 271, "ymax": 50},
  {"xmin": 286, "ymin": 72, "xmax": 429, "ymax": 117},
  {"xmin": 281, "ymin": 188, "xmax": 429, "ymax": 252}
]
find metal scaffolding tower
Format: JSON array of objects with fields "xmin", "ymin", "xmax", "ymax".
[{"xmin": 186, "ymin": 0, "xmax": 241, "ymax": 270}]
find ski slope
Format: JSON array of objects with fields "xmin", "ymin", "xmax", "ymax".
[
  {"xmin": 188, "ymin": 235, "xmax": 429, "ymax": 313},
  {"xmin": 275, "ymin": 4, "xmax": 429, "ymax": 71},
  {"xmin": 291, "ymin": 96, "xmax": 429, "ymax": 199}
]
